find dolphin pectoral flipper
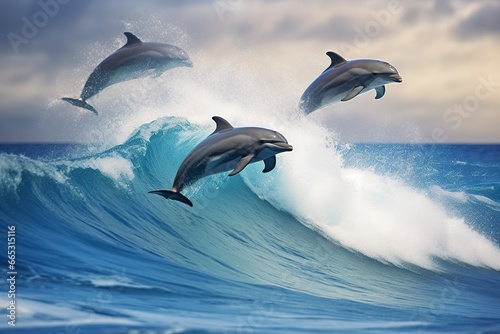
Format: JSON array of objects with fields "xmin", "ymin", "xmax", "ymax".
[
  {"xmin": 229, "ymin": 154, "xmax": 254, "ymax": 176},
  {"xmin": 61, "ymin": 97, "xmax": 98, "ymax": 115},
  {"xmin": 341, "ymin": 86, "xmax": 364, "ymax": 102},
  {"xmin": 375, "ymin": 85, "xmax": 386, "ymax": 99},
  {"xmin": 148, "ymin": 190, "xmax": 193, "ymax": 207},
  {"xmin": 262, "ymin": 156, "xmax": 276, "ymax": 173}
]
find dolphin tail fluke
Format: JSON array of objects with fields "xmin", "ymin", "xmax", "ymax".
[
  {"xmin": 148, "ymin": 190, "xmax": 193, "ymax": 207},
  {"xmin": 61, "ymin": 97, "xmax": 98, "ymax": 115}
]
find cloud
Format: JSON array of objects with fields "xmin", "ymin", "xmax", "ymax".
[
  {"xmin": 399, "ymin": 0, "xmax": 456, "ymax": 26},
  {"xmin": 454, "ymin": 3, "xmax": 500, "ymax": 39},
  {"xmin": 301, "ymin": 15, "xmax": 355, "ymax": 42},
  {"xmin": 0, "ymin": 53, "xmax": 60, "ymax": 136},
  {"xmin": 433, "ymin": 0, "xmax": 454, "ymax": 16},
  {"xmin": 0, "ymin": 0, "xmax": 499, "ymax": 143}
]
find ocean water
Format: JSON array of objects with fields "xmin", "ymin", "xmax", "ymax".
[
  {"xmin": 1, "ymin": 118, "xmax": 499, "ymax": 334},
  {"xmin": 1, "ymin": 28, "xmax": 499, "ymax": 332}
]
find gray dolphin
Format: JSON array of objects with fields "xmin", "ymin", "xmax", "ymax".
[
  {"xmin": 299, "ymin": 51, "xmax": 402, "ymax": 114},
  {"xmin": 149, "ymin": 116, "xmax": 293, "ymax": 207},
  {"xmin": 62, "ymin": 32, "xmax": 193, "ymax": 114}
]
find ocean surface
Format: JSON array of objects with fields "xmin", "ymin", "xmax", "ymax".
[{"xmin": 1, "ymin": 115, "xmax": 499, "ymax": 333}]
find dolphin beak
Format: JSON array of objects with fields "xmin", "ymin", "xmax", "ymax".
[
  {"xmin": 390, "ymin": 74, "xmax": 403, "ymax": 83},
  {"xmin": 272, "ymin": 142, "xmax": 293, "ymax": 151},
  {"xmin": 184, "ymin": 59, "xmax": 194, "ymax": 67}
]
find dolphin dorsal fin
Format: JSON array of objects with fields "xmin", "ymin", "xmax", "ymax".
[
  {"xmin": 211, "ymin": 116, "xmax": 234, "ymax": 135},
  {"xmin": 123, "ymin": 32, "xmax": 142, "ymax": 47},
  {"xmin": 324, "ymin": 51, "xmax": 347, "ymax": 72}
]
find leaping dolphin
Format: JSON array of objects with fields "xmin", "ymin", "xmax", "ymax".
[
  {"xmin": 299, "ymin": 51, "xmax": 402, "ymax": 114},
  {"xmin": 149, "ymin": 116, "xmax": 293, "ymax": 207},
  {"xmin": 62, "ymin": 32, "xmax": 193, "ymax": 114}
]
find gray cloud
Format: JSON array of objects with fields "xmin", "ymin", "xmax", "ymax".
[
  {"xmin": 400, "ymin": 0, "xmax": 456, "ymax": 26},
  {"xmin": 0, "ymin": 0, "xmax": 217, "ymax": 61},
  {"xmin": 302, "ymin": 15, "xmax": 354, "ymax": 42},
  {"xmin": 400, "ymin": 4, "xmax": 421, "ymax": 26},
  {"xmin": 433, "ymin": 0, "xmax": 454, "ymax": 16},
  {"xmin": 454, "ymin": 3, "xmax": 500, "ymax": 39}
]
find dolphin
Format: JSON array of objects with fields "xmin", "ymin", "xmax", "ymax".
[
  {"xmin": 149, "ymin": 116, "xmax": 293, "ymax": 207},
  {"xmin": 299, "ymin": 51, "xmax": 402, "ymax": 114},
  {"xmin": 61, "ymin": 32, "xmax": 193, "ymax": 114}
]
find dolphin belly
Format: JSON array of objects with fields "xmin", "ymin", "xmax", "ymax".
[
  {"xmin": 80, "ymin": 62, "xmax": 156, "ymax": 100},
  {"xmin": 253, "ymin": 148, "xmax": 277, "ymax": 163},
  {"xmin": 312, "ymin": 82, "xmax": 353, "ymax": 110},
  {"xmin": 172, "ymin": 154, "xmax": 239, "ymax": 192},
  {"xmin": 319, "ymin": 89, "xmax": 345, "ymax": 107},
  {"xmin": 204, "ymin": 155, "xmax": 240, "ymax": 176},
  {"xmin": 107, "ymin": 65, "xmax": 152, "ymax": 85},
  {"xmin": 301, "ymin": 74, "xmax": 360, "ymax": 113}
]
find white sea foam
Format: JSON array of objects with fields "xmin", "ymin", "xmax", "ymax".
[
  {"xmin": 0, "ymin": 299, "xmax": 138, "ymax": 329},
  {"xmin": 471, "ymin": 194, "xmax": 500, "ymax": 211},
  {"xmin": 243, "ymin": 116, "xmax": 500, "ymax": 270},
  {"xmin": 86, "ymin": 275, "xmax": 160, "ymax": 290},
  {"xmin": 430, "ymin": 185, "xmax": 500, "ymax": 211},
  {"xmin": 429, "ymin": 185, "xmax": 469, "ymax": 203},
  {"xmin": 76, "ymin": 154, "xmax": 135, "ymax": 187},
  {"xmin": 0, "ymin": 154, "xmax": 68, "ymax": 192}
]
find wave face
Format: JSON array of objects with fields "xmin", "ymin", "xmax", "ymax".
[{"xmin": 2, "ymin": 46, "xmax": 500, "ymax": 333}]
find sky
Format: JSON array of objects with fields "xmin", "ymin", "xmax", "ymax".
[{"xmin": 0, "ymin": 0, "xmax": 499, "ymax": 143}]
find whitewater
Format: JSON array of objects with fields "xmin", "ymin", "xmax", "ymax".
[{"xmin": 1, "ymin": 30, "xmax": 500, "ymax": 333}]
